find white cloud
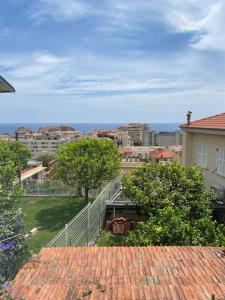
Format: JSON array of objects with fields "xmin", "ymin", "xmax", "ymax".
[
  {"xmin": 104, "ymin": 0, "xmax": 225, "ymax": 52},
  {"xmin": 160, "ymin": 0, "xmax": 225, "ymax": 51},
  {"xmin": 30, "ymin": 0, "xmax": 225, "ymax": 52},
  {"xmin": 31, "ymin": 0, "xmax": 92, "ymax": 22},
  {"xmin": 0, "ymin": 49, "xmax": 214, "ymax": 96},
  {"xmin": 9, "ymin": 53, "xmax": 67, "ymax": 79}
]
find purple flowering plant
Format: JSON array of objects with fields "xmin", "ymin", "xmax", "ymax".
[{"xmin": 0, "ymin": 162, "xmax": 30, "ymax": 291}]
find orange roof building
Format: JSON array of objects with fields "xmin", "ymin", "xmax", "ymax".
[
  {"xmin": 181, "ymin": 112, "xmax": 225, "ymax": 204},
  {"xmin": 12, "ymin": 246, "xmax": 225, "ymax": 300},
  {"xmin": 181, "ymin": 112, "xmax": 225, "ymax": 130},
  {"xmin": 151, "ymin": 149, "xmax": 175, "ymax": 160}
]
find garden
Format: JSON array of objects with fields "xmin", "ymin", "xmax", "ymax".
[{"xmin": 16, "ymin": 196, "xmax": 86, "ymax": 253}]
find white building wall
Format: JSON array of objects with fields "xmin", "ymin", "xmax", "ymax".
[{"xmin": 182, "ymin": 128, "xmax": 225, "ymax": 190}]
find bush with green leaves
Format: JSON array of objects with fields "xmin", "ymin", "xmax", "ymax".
[
  {"xmin": 0, "ymin": 142, "xmax": 30, "ymax": 290},
  {"xmin": 123, "ymin": 162, "xmax": 225, "ymax": 246}
]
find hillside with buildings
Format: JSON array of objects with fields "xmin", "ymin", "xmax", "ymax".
[{"xmin": 1, "ymin": 76, "xmax": 225, "ymax": 300}]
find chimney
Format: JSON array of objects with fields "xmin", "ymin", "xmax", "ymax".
[{"xmin": 186, "ymin": 111, "xmax": 192, "ymax": 126}]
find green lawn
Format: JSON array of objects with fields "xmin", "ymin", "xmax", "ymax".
[{"xmin": 16, "ymin": 196, "xmax": 85, "ymax": 253}]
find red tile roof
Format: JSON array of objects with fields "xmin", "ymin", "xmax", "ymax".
[
  {"xmin": 181, "ymin": 112, "xmax": 225, "ymax": 130},
  {"xmin": 12, "ymin": 246, "xmax": 225, "ymax": 300},
  {"xmin": 151, "ymin": 149, "xmax": 175, "ymax": 159}
]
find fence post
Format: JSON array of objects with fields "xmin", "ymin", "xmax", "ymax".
[
  {"xmin": 99, "ymin": 200, "xmax": 101, "ymax": 236},
  {"xmin": 87, "ymin": 203, "xmax": 90, "ymax": 246},
  {"xmin": 65, "ymin": 224, "xmax": 68, "ymax": 246}
]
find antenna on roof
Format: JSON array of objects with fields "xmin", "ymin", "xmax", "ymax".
[{"xmin": 186, "ymin": 111, "xmax": 192, "ymax": 126}]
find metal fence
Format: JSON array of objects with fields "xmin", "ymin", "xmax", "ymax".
[
  {"xmin": 48, "ymin": 177, "xmax": 121, "ymax": 247},
  {"xmin": 23, "ymin": 179, "xmax": 100, "ymax": 198}
]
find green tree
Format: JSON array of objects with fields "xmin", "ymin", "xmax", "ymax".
[
  {"xmin": 127, "ymin": 206, "xmax": 225, "ymax": 246},
  {"xmin": 56, "ymin": 138, "xmax": 121, "ymax": 202},
  {"xmin": 0, "ymin": 141, "xmax": 31, "ymax": 178},
  {"xmin": 123, "ymin": 162, "xmax": 225, "ymax": 246}
]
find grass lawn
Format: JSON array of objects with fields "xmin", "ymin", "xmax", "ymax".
[{"xmin": 16, "ymin": 196, "xmax": 86, "ymax": 253}]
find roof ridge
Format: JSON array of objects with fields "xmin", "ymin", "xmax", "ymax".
[
  {"xmin": 181, "ymin": 112, "xmax": 225, "ymax": 129},
  {"xmin": 190, "ymin": 112, "xmax": 225, "ymax": 125}
]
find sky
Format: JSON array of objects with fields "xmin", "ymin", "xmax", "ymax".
[{"xmin": 0, "ymin": 0, "xmax": 225, "ymax": 123}]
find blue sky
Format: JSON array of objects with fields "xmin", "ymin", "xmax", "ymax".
[{"xmin": 0, "ymin": 0, "xmax": 225, "ymax": 123}]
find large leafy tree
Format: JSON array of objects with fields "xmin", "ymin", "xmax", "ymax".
[
  {"xmin": 56, "ymin": 138, "xmax": 121, "ymax": 202},
  {"xmin": 0, "ymin": 141, "xmax": 31, "ymax": 171},
  {"xmin": 0, "ymin": 141, "xmax": 31, "ymax": 180},
  {"xmin": 123, "ymin": 162, "xmax": 225, "ymax": 246}
]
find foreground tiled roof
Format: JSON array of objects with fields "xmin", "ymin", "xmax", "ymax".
[
  {"xmin": 181, "ymin": 112, "xmax": 225, "ymax": 130},
  {"xmin": 12, "ymin": 246, "xmax": 225, "ymax": 300}
]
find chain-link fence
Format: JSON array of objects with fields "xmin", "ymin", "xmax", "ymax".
[
  {"xmin": 48, "ymin": 177, "xmax": 121, "ymax": 247},
  {"xmin": 23, "ymin": 179, "xmax": 100, "ymax": 198}
]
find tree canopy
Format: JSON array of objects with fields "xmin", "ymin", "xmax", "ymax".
[
  {"xmin": 123, "ymin": 162, "xmax": 225, "ymax": 246},
  {"xmin": 0, "ymin": 141, "xmax": 31, "ymax": 172},
  {"xmin": 56, "ymin": 138, "xmax": 121, "ymax": 201}
]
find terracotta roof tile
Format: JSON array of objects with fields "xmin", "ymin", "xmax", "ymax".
[
  {"xmin": 12, "ymin": 246, "xmax": 225, "ymax": 300},
  {"xmin": 151, "ymin": 149, "xmax": 175, "ymax": 159},
  {"xmin": 181, "ymin": 112, "xmax": 225, "ymax": 130}
]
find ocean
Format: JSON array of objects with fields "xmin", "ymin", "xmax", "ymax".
[{"xmin": 0, "ymin": 123, "xmax": 181, "ymax": 134}]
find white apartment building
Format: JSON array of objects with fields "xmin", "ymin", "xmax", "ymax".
[
  {"xmin": 118, "ymin": 123, "xmax": 150, "ymax": 145},
  {"xmin": 155, "ymin": 131, "xmax": 182, "ymax": 146},
  {"xmin": 18, "ymin": 127, "xmax": 80, "ymax": 159},
  {"xmin": 22, "ymin": 137, "xmax": 67, "ymax": 158},
  {"xmin": 181, "ymin": 112, "xmax": 225, "ymax": 199}
]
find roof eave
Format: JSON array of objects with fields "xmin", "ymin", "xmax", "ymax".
[
  {"xmin": 0, "ymin": 76, "xmax": 15, "ymax": 93},
  {"xmin": 181, "ymin": 126, "xmax": 225, "ymax": 131}
]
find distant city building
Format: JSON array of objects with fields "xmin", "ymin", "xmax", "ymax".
[
  {"xmin": 168, "ymin": 145, "xmax": 183, "ymax": 163},
  {"xmin": 120, "ymin": 146, "xmax": 180, "ymax": 173},
  {"xmin": 0, "ymin": 134, "xmax": 15, "ymax": 141},
  {"xmin": 118, "ymin": 123, "xmax": 151, "ymax": 145},
  {"xmin": 150, "ymin": 148, "xmax": 175, "ymax": 163},
  {"xmin": 118, "ymin": 123, "xmax": 182, "ymax": 147},
  {"xmin": 154, "ymin": 131, "xmax": 182, "ymax": 146},
  {"xmin": 142, "ymin": 130, "xmax": 156, "ymax": 146},
  {"xmin": 121, "ymin": 161, "xmax": 143, "ymax": 174},
  {"xmin": 16, "ymin": 126, "xmax": 80, "ymax": 159},
  {"xmin": 90, "ymin": 129, "xmax": 132, "ymax": 147},
  {"xmin": 16, "ymin": 127, "xmax": 33, "ymax": 139},
  {"xmin": 120, "ymin": 146, "xmax": 161, "ymax": 162}
]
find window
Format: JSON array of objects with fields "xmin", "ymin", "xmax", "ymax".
[
  {"xmin": 217, "ymin": 148, "xmax": 225, "ymax": 176},
  {"xmin": 196, "ymin": 143, "xmax": 208, "ymax": 168}
]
